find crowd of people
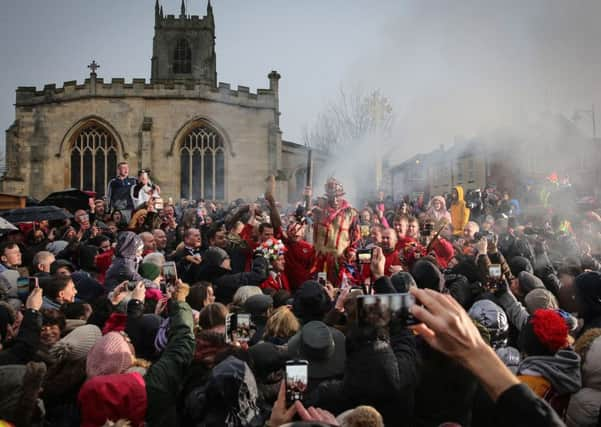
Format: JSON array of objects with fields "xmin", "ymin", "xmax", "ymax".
[{"xmin": 0, "ymin": 160, "xmax": 600, "ymax": 427}]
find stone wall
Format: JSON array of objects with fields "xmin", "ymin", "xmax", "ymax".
[{"xmin": 1, "ymin": 76, "xmax": 283, "ymax": 202}]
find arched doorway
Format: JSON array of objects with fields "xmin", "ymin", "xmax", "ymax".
[
  {"xmin": 69, "ymin": 122, "xmax": 118, "ymax": 196},
  {"xmin": 179, "ymin": 123, "xmax": 225, "ymax": 201}
]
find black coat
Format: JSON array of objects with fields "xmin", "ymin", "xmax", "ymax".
[
  {"xmin": 0, "ymin": 309, "xmax": 42, "ymax": 366},
  {"xmin": 493, "ymin": 383, "xmax": 566, "ymax": 427},
  {"xmin": 307, "ymin": 318, "xmax": 418, "ymax": 426},
  {"xmin": 412, "ymin": 336, "xmax": 479, "ymax": 427}
]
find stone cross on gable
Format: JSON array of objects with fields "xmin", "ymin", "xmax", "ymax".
[{"xmin": 87, "ymin": 60, "xmax": 100, "ymax": 75}]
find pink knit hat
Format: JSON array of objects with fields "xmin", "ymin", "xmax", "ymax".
[{"xmin": 86, "ymin": 331, "xmax": 134, "ymax": 378}]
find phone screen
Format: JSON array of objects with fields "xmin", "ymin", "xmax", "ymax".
[
  {"xmin": 285, "ymin": 361, "xmax": 309, "ymax": 405},
  {"xmin": 489, "ymin": 264, "xmax": 502, "ymax": 279},
  {"xmin": 233, "ymin": 313, "xmax": 251, "ymax": 342},
  {"xmin": 225, "ymin": 313, "xmax": 253, "ymax": 343},
  {"xmin": 16, "ymin": 277, "xmax": 30, "ymax": 299},
  {"xmin": 162, "ymin": 262, "xmax": 178, "ymax": 287},
  {"xmin": 357, "ymin": 249, "xmax": 372, "ymax": 264},
  {"xmin": 357, "ymin": 293, "xmax": 419, "ymax": 327},
  {"xmin": 317, "ymin": 272, "xmax": 327, "ymax": 286}
]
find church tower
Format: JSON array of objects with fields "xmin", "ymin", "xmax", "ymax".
[{"xmin": 151, "ymin": 0, "xmax": 217, "ymax": 86}]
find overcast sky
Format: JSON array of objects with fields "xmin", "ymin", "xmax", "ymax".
[{"xmin": 1, "ymin": 0, "xmax": 600, "ymax": 164}]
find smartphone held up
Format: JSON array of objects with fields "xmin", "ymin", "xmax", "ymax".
[
  {"xmin": 225, "ymin": 313, "xmax": 253, "ymax": 343},
  {"xmin": 285, "ymin": 360, "xmax": 309, "ymax": 406},
  {"xmin": 356, "ymin": 293, "xmax": 421, "ymax": 327},
  {"xmin": 162, "ymin": 261, "xmax": 178, "ymax": 289}
]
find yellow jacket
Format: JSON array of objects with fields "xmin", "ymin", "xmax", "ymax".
[{"xmin": 450, "ymin": 185, "xmax": 470, "ymax": 235}]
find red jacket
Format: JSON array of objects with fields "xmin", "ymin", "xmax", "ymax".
[
  {"xmin": 384, "ymin": 249, "xmax": 402, "ymax": 276},
  {"xmin": 261, "ymin": 272, "xmax": 290, "ymax": 292},
  {"xmin": 284, "ymin": 239, "xmax": 316, "ymax": 291}
]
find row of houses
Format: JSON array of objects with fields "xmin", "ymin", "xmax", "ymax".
[{"xmin": 385, "ymin": 113, "xmax": 601, "ymax": 200}]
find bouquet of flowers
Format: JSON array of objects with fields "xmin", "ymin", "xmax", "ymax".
[{"xmin": 256, "ymin": 238, "xmax": 287, "ymax": 261}]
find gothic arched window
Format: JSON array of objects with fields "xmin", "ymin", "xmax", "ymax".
[
  {"xmin": 173, "ymin": 38, "xmax": 192, "ymax": 74},
  {"xmin": 70, "ymin": 124, "xmax": 118, "ymax": 196},
  {"xmin": 180, "ymin": 125, "xmax": 225, "ymax": 201}
]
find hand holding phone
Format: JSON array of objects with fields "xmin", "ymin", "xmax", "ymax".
[
  {"xmin": 486, "ymin": 264, "xmax": 502, "ymax": 290},
  {"xmin": 285, "ymin": 360, "xmax": 309, "ymax": 406},
  {"xmin": 225, "ymin": 313, "xmax": 253, "ymax": 343},
  {"xmin": 317, "ymin": 272, "xmax": 327, "ymax": 287}
]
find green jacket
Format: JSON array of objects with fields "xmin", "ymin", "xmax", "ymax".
[{"xmin": 145, "ymin": 300, "xmax": 195, "ymax": 427}]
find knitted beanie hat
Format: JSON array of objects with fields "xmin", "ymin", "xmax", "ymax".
[
  {"xmin": 86, "ymin": 331, "xmax": 134, "ymax": 378},
  {"xmin": 518, "ymin": 309, "xmax": 569, "ymax": 356},
  {"xmin": 524, "ymin": 288, "xmax": 559, "ymax": 314},
  {"xmin": 51, "ymin": 324, "xmax": 102, "ymax": 362},
  {"xmin": 139, "ymin": 262, "xmax": 161, "ymax": 281}
]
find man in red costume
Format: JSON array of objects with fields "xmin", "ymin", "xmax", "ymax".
[{"xmin": 312, "ymin": 178, "xmax": 359, "ymax": 285}]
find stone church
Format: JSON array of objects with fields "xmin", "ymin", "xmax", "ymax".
[{"xmin": 1, "ymin": 0, "xmax": 317, "ymax": 203}]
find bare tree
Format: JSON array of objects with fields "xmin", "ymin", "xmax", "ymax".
[{"xmin": 302, "ymin": 87, "xmax": 394, "ymax": 152}]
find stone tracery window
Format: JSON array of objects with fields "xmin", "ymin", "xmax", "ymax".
[
  {"xmin": 180, "ymin": 124, "xmax": 225, "ymax": 201},
  {"xmin": 70, "ymin": 124, "xmax": 118, "ymax": 196},
  {"xmin": 173, "ymin": 38, "xmax": 192, "ymax": 74}
]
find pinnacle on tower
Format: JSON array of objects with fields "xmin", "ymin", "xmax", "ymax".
[
  {"xmin": 207, "ymin": 0, "xmax": 214, "ymax": 26},
  {"xmin": 180, "ymin": 0, "xmax": 186, "ymax": 17}
]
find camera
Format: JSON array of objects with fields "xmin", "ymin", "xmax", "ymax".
[
  {"xmin": 474, "ymin": 230, "xmax": 495, "ymax": 243},
  {"xmin": 356, "ymin": 248, "xmax": 373, "ymax": 264}
]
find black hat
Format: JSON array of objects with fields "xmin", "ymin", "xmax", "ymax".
[
  {"xmin": 292, "ymin": 281, "xmax": 332, "ymax": 323},
  {"xmin": 390, "ymin": 272, "xmax": 416, "ymax": 293},
  {"xmin": 287, "ymin": 321, "xmax": 345, "ymax": 379},
  {"xmin": 248, "ymin": 342, "xmax": 287, "ymax": 379},
  {"xmin": 50, "ymin": 259, "xmax": 75, "ymax": 275},
  {"xmin": 244, "ymin": 294, "xmax": 273, "ymax": 316},
  {"xmin": 518, "ymin": 271, "xmax": 544, "ymax": 296},
  {"xmin": 508, "ymin": 256, "xmax": 533, "ymax": 277},
  {"xmin": 203, "ymin": 247, "xmax": 230, "ymax": 268},
  {"xmin": 411, "ymin": 259, "xmax": 444, "ymax": 292},
  {"xmin": 574, "ymin": 271, "xmax": 601, "ymax": 319}
]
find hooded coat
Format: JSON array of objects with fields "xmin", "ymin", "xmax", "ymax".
[
  {"xmin": 184, "ymin": 356, "xmax": 264, "ymax": 427},
  {"xmin": 567, "ymin": 332, "xmax": 601, "ymax": 427},
  {"xmin": 450, "ymin": 186, "xmax": 470, "ymax": 236},
  {"xmin": 425, "ymin": 195, "xmax": 452, "ymax": 223},
  {"xmin": 104, "ymin": 232, "xmax": 143, "ymax": 291},
  {"xmin": 517, "ymin": 349, "xmax": 582, "ymax": 396}
]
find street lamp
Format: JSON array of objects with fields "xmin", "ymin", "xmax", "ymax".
[{"xmin": 572, "ymin": 105, "xmax": 597, "ymax": 138}]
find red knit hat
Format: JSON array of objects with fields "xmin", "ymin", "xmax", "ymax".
[
  {"xmin": 102, "ymin": 312, "xmax": 127, "ymax": 335},
  {"xmin": 518, "ymin": 309, "xmax": 569, "ymax": 356},
  {"xmin": 78, "ymin": 372, "xmax": 147, "ymax": 427},
  {"xmin": 86, "ymin": 331, "xmax": 134, "ymax": 378}
]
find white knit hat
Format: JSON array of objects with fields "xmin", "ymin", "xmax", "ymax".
[{"xmin": 51, "ymin": 324, "xmax": 102, "ymax": 362}]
